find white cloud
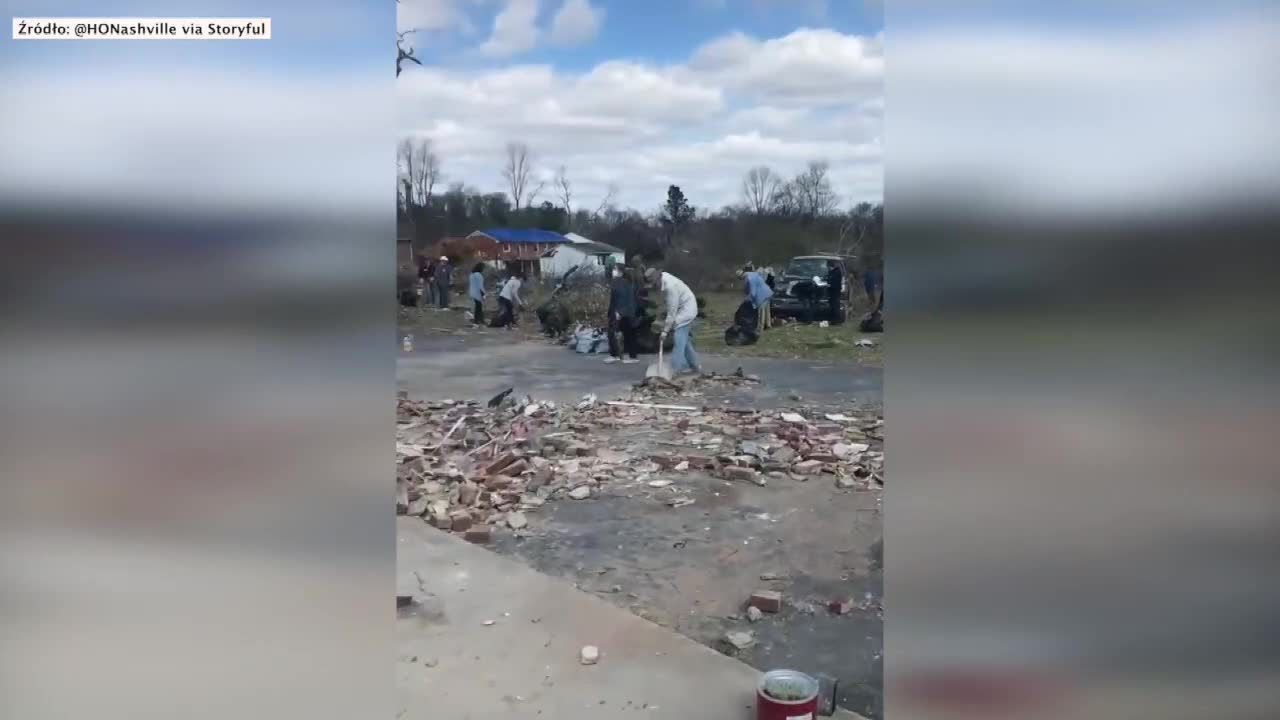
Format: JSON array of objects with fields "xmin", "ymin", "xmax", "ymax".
[
  {"xmin": 549, "ymin": 0, "xmax": 605, "ymax": 46},
  {"xmin": 398, "ymin": 0, "xmax": 473, "ymax": 33},
  {"xmin": 400, "ymin": 26, "xmax": 885, "ymax": 210},
  {"xmin": 478, "ymin": 0, "xmax": 540, "ymax": 58},
  {"xmin": 688, "ymin": 28, "xmax": 882, "ymax": 105}
]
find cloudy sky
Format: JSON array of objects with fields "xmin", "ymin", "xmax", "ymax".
[{"xmin": 397, "ymin": 0, "xmax": 885, "ymax": 213}]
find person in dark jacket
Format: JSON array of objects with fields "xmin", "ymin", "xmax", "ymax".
[
  {"xmin": 604, "ymin": 265, "xmax": 640, "ymax": 364},
  {"xmin": 826, "ymin": 259, "xmax": 845, "ymax": 324},
  {"xmin": 433, "ymin": 256, "xmax": 451, "ymax": 309}
]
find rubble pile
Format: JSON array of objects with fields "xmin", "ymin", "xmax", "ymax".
[{"xmin": 396, "ymin": 387, "xmax": 884, "ymax": 542}]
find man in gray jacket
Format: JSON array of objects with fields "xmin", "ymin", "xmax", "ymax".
[{"xmin": 644, "ymin": 267, "xmax": 701, "ymax": 375}]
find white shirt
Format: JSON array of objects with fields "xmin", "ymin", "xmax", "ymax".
[
  {"xmin": 499, "ymin": 277, "xmax": 522, "ymax": 305},
  {"xmin": 660, "ymin": 272, "xmax": 698, "ymax": 331}
]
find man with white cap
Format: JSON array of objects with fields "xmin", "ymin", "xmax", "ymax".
[
  {"xmin": 433, "ymin": 255, "xmax": 451, "ymax": 309},
  {"xmin": 644, "ymin": 267, "xmax": 701, "ymax": 375}
]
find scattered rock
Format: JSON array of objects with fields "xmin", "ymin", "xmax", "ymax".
[
  {"xmin": 835, "ymin": 475, "xmax": 857, "ymax": 489},
  {"xmin": 746, "ymin": 606, "xmax": 764, "ymax": 623},
  {"xmin": 464, "ymin": 526, "xmax": 491, "ymax": 544},
  {"xmin": 457, "ymin": 482, "xmax": 480, "ymax": 506},
  {"xmin": 568, "ymin": 486, "xmax": 592, "ymax": 500},
  {"xmin": 793, "ymin": 460, "xmax": 824, "ymax": 475},
  {"xmin": 648, "ymin": 479, "xmax": 674, "ymax": 488},
  {"xmin": 833, "ymin": 442, "xmax": 870, "ymax": 459},
  {"xmin": 780, "ymin": 412, "xmax": 807, "ymax": 424},
  {"xmin": 580, "ymin": 645, "xmax": 600, "ymax": 665},
  {"xmin": 507, "ymin": 511, "xmax": 528, "ymax": 530},
  {"xmin": 725, "ymin": 630, "xmax": 756, "ymax": 651}
]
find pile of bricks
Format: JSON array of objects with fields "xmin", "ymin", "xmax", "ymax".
[{"xmin": 397, "ymin": 390, "xmax": 884, "ymax": 543}]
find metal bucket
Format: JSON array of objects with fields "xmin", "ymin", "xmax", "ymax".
[{"xmin": 757, "ymin": 669, "xmax": 820, "ymax": 720}]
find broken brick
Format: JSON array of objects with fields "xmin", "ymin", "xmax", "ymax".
[
  {"xmin": 749, "ymin": 590, "xmax": 783, "ymax": 613},
  {"xmin": 502, "ymin": 459, "xmax": 530, "ymax": 476},
  {"xmin": 828, "ymin": 599, "xmax": 853, "ymax": 615},
  {"xmin": 449, "ymin": 511, "xmax": 472, "ymax": 533},
  {"xmin": 464, "ymin": 525, "xmax": 491, "ymax": 544},
  {"xmin": 724, "ymin": 466, "xmax": 758, "ymax": 483},
  {"xmin": 484, "ymin": 452, "xmax": 519, "ymax": 476},
  {"xmin": 485, "ymin": 475, "xmax": 514, "ymax": 491},
  {"xmin": 684, "ymin": 455, "xmax": 716, "ymax": 469},
  {"xmin": 457, "ymin": 482, "xmax": 479, "ymax": 506}
]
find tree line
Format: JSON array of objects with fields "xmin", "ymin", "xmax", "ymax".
[{"xmin": 398, "ymin": 137, "xmax": 883, "ymax": 287}]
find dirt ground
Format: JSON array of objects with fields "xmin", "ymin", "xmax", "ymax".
[{"xmin": 398, "ymin": 322, "xmax": 884, "ymax": 719}]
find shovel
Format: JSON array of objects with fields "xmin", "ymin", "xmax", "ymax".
[{"xmin": 645, "ymin": 336, "xmax": 673, "ymax": 380}]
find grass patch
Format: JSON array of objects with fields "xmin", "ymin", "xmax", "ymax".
[{"xmin": 691, "ymin": 292, "xmax": 883, "ymax": 366}]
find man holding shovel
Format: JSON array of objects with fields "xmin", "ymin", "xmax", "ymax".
[{"xmin": 645, "ymin": 267, "xmax": 701, "ymax": 376}]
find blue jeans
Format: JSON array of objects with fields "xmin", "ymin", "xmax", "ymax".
[{"xmin": 671, "ymin": 322, "xmax": 700, "ymax": 374}]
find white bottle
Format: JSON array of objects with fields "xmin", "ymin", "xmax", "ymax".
[{"xmin": 402, "ymin": 335, "xmax": 413, "ymax": 352}]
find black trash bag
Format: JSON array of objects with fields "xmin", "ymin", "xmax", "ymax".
[
  {"xmin": 536, "ymin": 299, "xmax": 571, "ymax": 337},
  {"xmin": 724, "ymin": 300, "xmax": 759, "ymax": 346}
]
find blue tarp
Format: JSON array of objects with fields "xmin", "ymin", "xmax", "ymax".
[{"xmin": 478, "ymin": 228, "xmax": 569, "ymax": 245}]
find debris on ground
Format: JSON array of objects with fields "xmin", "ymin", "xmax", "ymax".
[
  {"xmin": 746, "ymin": 606, "xmax": 764, "ymax": 623},
  {"xmin": 725, "ymin": 630, "xmax": 756, "ymax": 651},
  {"xmin": 580, "ymin": 645, "xmax": 600, "ymax": 665},
  {"xmin": 396, "ymin": 385, "xmax": 883, "ymax": 542}
]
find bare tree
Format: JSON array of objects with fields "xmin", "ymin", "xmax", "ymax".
[
  {"xmin": 554, "ymin": 165, "xmax": 572, "ymax": 213},
  {"xmin": 412, "ymin": 139, "xmax": 441, "ymax": 207},
  {"xmin": 502, "ymin": 141, "xmax": 538, "ymax": 209},
  {"xmin": 594, "ymin": 183, "xmax": 619, "ymax": 218},
  {"xmin": 791, "ymin": 160, "xmax": 839, "ymax": 219},
  {"xmin": 742, "ymin": 166, "xmax": 781, "ymax": 215}
]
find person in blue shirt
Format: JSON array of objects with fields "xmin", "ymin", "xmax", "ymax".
[{"xmin": 739, "ymin": 263, "xmax": 774, "ymax": 331}]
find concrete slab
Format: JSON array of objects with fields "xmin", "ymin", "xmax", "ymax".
[{"xmin": 396, "ymin": 517, "xmax": 867, "ymax": 720}]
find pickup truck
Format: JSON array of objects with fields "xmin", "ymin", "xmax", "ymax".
[{"xmin": 768, "ymin": 255, "xmax": 851, "ymax": 323}]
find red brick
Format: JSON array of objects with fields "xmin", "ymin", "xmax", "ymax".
[
  {"xmin": 749, "ymin": 590, "xmax": 783, "ymax": 614},
  {"xmin": 828, "ymin": 600, "xmax": 853, "ymax": 615},
  {"xmin": 724, "ymin": 466, "xmax": 758, "ymax": 483},
  {"xmin": 464, "ymin": 525, "xmax": 491, "ymax": 544}
]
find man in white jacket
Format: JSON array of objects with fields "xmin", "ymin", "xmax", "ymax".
[{"xmin": 644, "ymin": 267, "xmax": 701, "ymax": 375}]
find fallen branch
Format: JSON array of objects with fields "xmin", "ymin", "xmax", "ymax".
[{"xmin": 606, "ymin": 401, "xmax": 699, "ymax": 412}]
